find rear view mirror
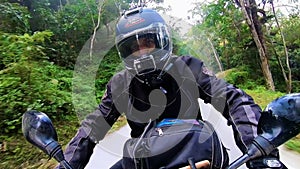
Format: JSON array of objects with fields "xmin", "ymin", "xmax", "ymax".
[{"xmin": 22, "ymin": 110, "xmax": 72, "ymax": 169}]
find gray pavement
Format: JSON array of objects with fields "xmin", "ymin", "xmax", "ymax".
[{"xmin": 85, "ymin": 99, "xmax": 300, "ymax": 169}]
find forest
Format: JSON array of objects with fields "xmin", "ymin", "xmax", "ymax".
[{"xmin": 0, "ymin": 0, "xmax": 299, "ymax": 168}]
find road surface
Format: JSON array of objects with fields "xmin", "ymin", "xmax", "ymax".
[{"xmin": 85, "ymin": 99, "xmax": 300, "ymax": 169}]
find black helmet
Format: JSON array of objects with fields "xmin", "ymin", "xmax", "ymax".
[{"xmin": 115, "ymin": 7, "xmax": 172, "ymax": 76}]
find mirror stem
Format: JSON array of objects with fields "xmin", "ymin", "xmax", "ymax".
[
  {"xmin": 60, "ymin": 160, "xmax": 73, "ymax": 169},
  {"xmin": 46, "ymin": 141, "xmax": 73, "ymax": 169},
  {"xmin": 226, "ymin": 154, "xmax": 250, "ymax": 169}
]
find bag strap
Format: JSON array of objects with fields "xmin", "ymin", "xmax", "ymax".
[
  {"xmin": 133, "ymin": 119, "xmax": 157, "ymax": 169},
  {"xmin": 204, "ymin": 121, "xmax": 227, "ymax": 169}
]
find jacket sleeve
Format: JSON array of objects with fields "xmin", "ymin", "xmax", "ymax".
[
  {"xmin": 182, "ymin": 56, "xmax": 262, "ymax": 153},
  {"xmin": 56, "ymin": 79, "xmax": 122, "ymax": 169}
]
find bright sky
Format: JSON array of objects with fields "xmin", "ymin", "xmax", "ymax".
[
  {"xmin": 146, "ymin": 0, "xmax": 198, "ymax": 35},
  {"xmin": 147, "ymin": 0, "xmax": 199, "ymax": 21},
  {"xmin": 162, "ymin": 0, "xmax": 195, "ymax": 20}
]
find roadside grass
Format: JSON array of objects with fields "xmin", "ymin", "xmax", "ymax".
[
  {"xmin": 243, "ymin": 87, "xmax": 285, "ymax": 110},
  {"xmin": 285, "ymin": 135, "xmax": 300, "ymax": 153}
]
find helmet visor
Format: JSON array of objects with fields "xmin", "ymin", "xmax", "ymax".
[
  {"xmin": 117, "ymin": 33, "xmax": 158, "ymax": 59},
  {"xmin": 116, "ymin": 23, "xmax": 169, "ymax": 60}
]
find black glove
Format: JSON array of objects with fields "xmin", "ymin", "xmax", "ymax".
[{"xmin": 55, "ymin": 128, "xmax": 96, "ymax": 169}]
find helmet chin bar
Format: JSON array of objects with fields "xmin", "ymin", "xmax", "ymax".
[{"xmin": 134, "ymin": 55, "xmax": 156, "ymax": 75}]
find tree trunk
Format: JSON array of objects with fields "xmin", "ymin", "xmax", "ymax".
[
  {"xmin": 207, "ymin": 37, "xmax": 223, "ymax": 72},
  {"xmin": 90, "ymin": 2, "xmax": 103, "ymax": 59},
  {"xmin": 270, "ymin": 1, "xmax": 292, "ymax": 93},
  {"xmin": 238, "ymin": 0, "xmax": 275, "ymax": 91}
]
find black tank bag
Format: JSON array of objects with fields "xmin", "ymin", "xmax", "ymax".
[{"xmin": 122, "ymin": 119, "xmax": 229, "ymax": 169}]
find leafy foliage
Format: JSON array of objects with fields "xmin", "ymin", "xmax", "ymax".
[
  {"xmin": 0, "ymin": 31, "xmax": 53, "ymax": 68},
  {"xmin": 0, "ymin": 31, "xmax": 73, "ymax": 134},
  {"xmin": 71, "ymin": 48, "xmax": 121, "ymax": 120},
  {"xmin": 195, "ymin": 0, "xmax": 254, "ymax": 69},
  {"xmin": 279, "ymin": 16, "xmax": 300, "ymax": 82},
  {"xmin": 220, "ymin": 66, "xmax": 264, "ymax": 89},
  {"xmin": 0, "ymin": 2, "xmax": 31, "ymax": 34}
]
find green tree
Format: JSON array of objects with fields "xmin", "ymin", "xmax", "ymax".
[
  {"xmin": 188, "ymin": 0, "xmax": 263, "ymax": 79},
  {"xmin": 0, "ymin": 2, "xmax": 31, "ymax": 34},
  {"xmin": 271, "ymin": 15, "xmax": 300, "ymax": 92}
]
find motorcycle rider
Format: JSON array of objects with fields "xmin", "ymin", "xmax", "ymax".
[{"xmin": 57, "ymin": 7, "xmax": 264, "ymax": 169}]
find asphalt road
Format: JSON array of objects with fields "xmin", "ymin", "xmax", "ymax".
[{"xmin": 85, "ymin": 99, "xmax": 300, "ymax": 169}]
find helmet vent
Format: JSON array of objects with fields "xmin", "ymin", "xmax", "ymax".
[{"xmin": 124, "ymin": 7, "xmax": 143, "ymax": 18}]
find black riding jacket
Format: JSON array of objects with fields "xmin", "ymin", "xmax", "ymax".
[{"xmin": 59, "ymin": 56, "xmax": 261, "ymax": 169}]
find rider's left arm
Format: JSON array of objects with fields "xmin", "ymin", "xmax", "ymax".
[{"xmin": 184, "ymin": 56, "xmax": 262, "ymax": 153}]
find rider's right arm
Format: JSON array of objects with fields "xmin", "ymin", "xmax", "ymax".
[{"xmin": 56, "ymin": 78, "xmax": 123, "ymax": 169}]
